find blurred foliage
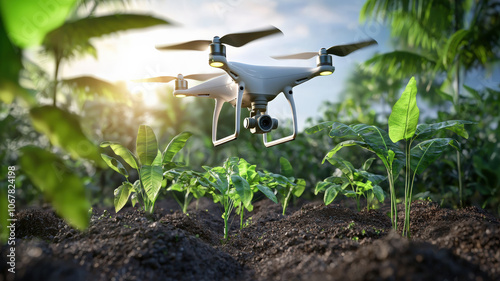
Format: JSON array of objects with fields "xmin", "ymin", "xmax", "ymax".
[
  {"xmin": 0, "ymin": 0, "xmax": 171, "ymax": 240},
  {"xmin": 355, "ymin": 0, "xmax": 500, "ymax": 214}
]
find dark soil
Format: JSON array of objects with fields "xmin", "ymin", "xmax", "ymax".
[{"xmin": 1, "ymin": 199, "xmax": 499, "ymax": 281}]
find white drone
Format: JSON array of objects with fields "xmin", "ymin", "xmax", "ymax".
[{"xmin": 137, "ymin": 27, "xmax": 377, "ymax": 147}]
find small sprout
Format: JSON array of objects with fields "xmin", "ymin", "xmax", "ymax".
[
  {"xmin": 352, "ymin": 236, "xmax": 359, "ymax": 241},
  {"xmin": 347, "ymin": 221, "xmax": 355, "ymax": 229}
]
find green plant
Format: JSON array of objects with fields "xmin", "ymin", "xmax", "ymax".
[
  {"xmin": 307, "ymin": 77, "xmax": 472, "ymax": 236},
  {"xmin": 259, "ymin": 157, "xmax": 305, "ymax": 215},
  {"xmin": 166, "ymin": 170, "xmax": 207, "ymax": 214},
  {"xmin": 315, "ymin": 157, "xmax": 385, "ymax": 211},
  {"xmin": 101, "ymin": 125, "xmax": 191, "ymax": 214},
  {"xmin": 201, "ymin": 157, "xmax": 277, "ymax": 239}
]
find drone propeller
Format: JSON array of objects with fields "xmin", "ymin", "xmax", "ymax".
[
  {"xmin": 156, "ymin": 26, "xmax": 283, "ymax": 51},
  {"xmin": 272, "ymin": 39, "xmax": 377, "ymax": 60},
  {"xmin": 133, "ymin": 73, "xmax": 224, "ymax": 83}
]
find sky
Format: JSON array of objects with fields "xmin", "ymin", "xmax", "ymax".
[{"xmin": 58, "ymin": 0, "xmax": 391, "ymax": 130}]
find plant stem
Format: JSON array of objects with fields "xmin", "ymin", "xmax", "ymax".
[
  {"xmin": 457, "ymin": 150, "xmax": 463, "ymax": 208},
  {"xmin": 240, "ymin": 202, "xmax": 244, "ymax": 230},
  {"xmin": 183, "ymin": 189, "xmax": 190, "ymax": 214},
  {"xmin": 387, "ymin": 168, "xmax": 397, "ymax": 230}
]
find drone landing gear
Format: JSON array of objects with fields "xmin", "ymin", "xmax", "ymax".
[
  {"xmin": 212, "ymin": 82, "xmax": 244, "ymax": 146},
  {"xmin": 262, "ymin": 86, "xmax": 297, "ymax": 147}
]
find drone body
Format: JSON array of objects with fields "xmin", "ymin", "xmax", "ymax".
[{"xmin": 138, "ymin": 27, "xmax": 376, "ymax": 147}]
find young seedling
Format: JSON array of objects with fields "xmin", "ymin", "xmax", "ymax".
[
  {"xmin": 201, "ymin": 157, "xmax": 278, "ymax": 239},
  {"xmin": 259, "ymin": 157, "xmax": 305, "ymax": 215},
  {"xmin": 101, "ymin": 125, "xmax": 191, "ymax": 214},
  {"xmin": 315, "ymin": 156, "xmax": 385, "ymax": 211},
  {"xmin": 166, "ymin": 170, "xmax": 207, "ymax": 214},
  {"xmin": 307, "ymin": 77, "xmax": 472, "ymax": 236}
]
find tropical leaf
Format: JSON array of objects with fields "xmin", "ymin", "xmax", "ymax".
[
  {"xmin": 410, "ymin": 138, "xmax": 460, "ymax": 174},
  {"xmin": 19, "ymin": 146, "xmax": 90, "ymax": 230},
  {"xmin": 257, "ymin": 185, "xmax": 278, "ymax": 204},
  {"xmin": 140, "ymin": 165, "xmax": 163, "ymax": 202},
  {"xmin": 100, "ymin": 142, "xmax": 139, "ymax": 169},
  {"xmin": 30, "ymin": 106, "xmax": 104, "ymax": 166},
  {"xmin": 136, "ymin": 125, "xmax": 158, "ymax": 166},
  {"xmin": 305, "ymin": 121, "xmax": 335, "ymax": 135},
  {"xmin": 441, "ymin": 29, "xmax": 470, "ymax": 67},
  {"xmin": 231, "ymin": 174, "xmax": 252, "ymax": 208},
  {"xmin": 365, "ymin": 51, "xmax": 436, "ymax": 80},
  {"xmin": 372, "ymin": 185, "xmax": 385, "ymax": 202},
  {"xmin": 0, "ymin": 0, "xmax": 78, "ymax": 47},
  {"xmin": 324, "ymin": 184, "xmax": 342, "ymax": 205},
  {"xmin": 61, "ymin": 76, "xmax": 130, "ymax": 104},
  {"xmin": 293, "ymin": 178, "xmax": 306, "ymax": 197},
  {"xmin": 43, "ymin": 14, "xmax": 170, "ymax": 59},
  {"xmin": 101, "ymin": 153, "xmax": 128, "ymax": 177},
  {"xmin": 279, "ymin": 157, "xmax": 294, "ymax": 178},
  {"xmin": 414, "ymin": 120, "xmax": 474, "ymax": 140},
  {"xmin": 389, "ymin": 77, "xmax": 419, "ymax": 142},
  {"xmin": 114, "ymin": 182, "xmax": 133, "ymax": 213},
  {"xmin": 163, "ymin": 131, "xmax": 192, "ymax": 163},
  {"xmin": 324, "ymin": 155, "xmax": 355, "ymax": 181}
]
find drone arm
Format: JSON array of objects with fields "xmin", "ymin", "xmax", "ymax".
[
  {"xmin": 263, "ymin": 86, "xmax": 297, "ymax": 147},
  {"xmin": 212, "ymin": 82, "xmax": 245, "ymax": 146}
]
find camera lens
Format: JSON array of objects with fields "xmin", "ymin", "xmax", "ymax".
[{"xmin": 258, "ymin": 115, "xmax": 273, "ymax": 132}]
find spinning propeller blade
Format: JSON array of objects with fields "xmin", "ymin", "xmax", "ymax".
[
  {"xmin": 133, "ymin": 73, "xmax": 224, "ymax": 83},
  {"xmin": 272, "ymin": 39, "xmax": 377, "ymax": 60},
  {"xmin": 156, "ymin": 26, "xmax": 282, "ymax": 51}
]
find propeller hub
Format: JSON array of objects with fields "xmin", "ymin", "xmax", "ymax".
[
  {"xmin": 175, "ymin": 75, "xmax": 188, "ymax": 90},
  {"xmin": 317, "ymin": 48, "xmax": 333, "ymax": 67}
]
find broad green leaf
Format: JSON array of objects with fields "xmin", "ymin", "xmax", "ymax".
[
  {"xmin": 279, "ymin": 157, "xmax": 294, "ymax": 178},
  {"xmin": 329, "ymin": 122, "xmax": 358, "ymax": 138},
  {"xmin": 389, "ymin": 77, "xmax": 419, "ymax": 143},
  {"xmin": 315, "ymin": 181, "xmax": 331, "ymax": 195},
  {"xmin": 163, "ymin": 131, "xmax": 192, "ymax": 163},
  {"xmin": 293, "ymin": 178, "xmax": 306, "ymax": 197},
  {"xmin": 152, "ymin": 150, "xmax": 163, "ymax": 166},
  {"xmin": 257, "ymin": 185, "xmax": 278, "ymax": 204},
  {"xmin": 30, "ymin": 106, "xmax": 104, "ymax": 166},
  {"xmin": 167, "ymin": 182, "xmax": 184, "ymax": 192},
  {"xmin": 362, "ymin": 158, "xmax": 376, "ymax": 171},
  {"xmin": 324, "ymin": 185, "xmax": 342, "ymax": 205},
  {"xmin": 414, "ymin": 120, "xmax": 474, "ymax": 140},
  {"xmin": 0, "ymin": 0, "xmax": 78, "ymax": 47},
  {"xmin": 305, "ymin": 121, "xmax": 335, "ymax": 134},
  {"xmin": 357, "ymin": 170, "xmax": 386, "ymax": 185},
  {"xmin": 100, "ymin": 141, "xmax": 139, "ymax": 169},
  {"xmin": 101, "ymin": 153, "xmax": 128, "ymax": 178},
  {"xmin": 324, "ymin": 140, "xmax": 365, "ymax": 162},
  {"xmin": 140, "ymin": 165, "xmax": 163, "ymax": 202},
  {"xmin": 130, "ymin": 193, "xmax": 138, "ymax": 207},
  {"xmin": 231, "ymin": 174, "xmax": 252, "ymax": 208},
  {"xmin": 19, "ymin": 146, "xmax": 89, "ymax": 230},
  {"xmin": 114, "ymin": 182, "xmax": 133, "ymax": 213},
  {"xmin": 204, "ymin": 167, "xmax": 229, "ymax": 194},
  {"xmin": 410, "ymin": 138, "xmax": 460, "ymax": 174},
  {"xmin": 43, "ymin": 14, "xmax": 170, "ymax": 59},
  {"xmin": 324, "ymin": 156, "xmax": 355, "ymax": 181},
  {"xmin": 372, "ymin": 185, "xmax": 385, "ymax": 202},
  {"xmin": 136, "ymin": 125, "xmax": 158, "ymax": 166}
]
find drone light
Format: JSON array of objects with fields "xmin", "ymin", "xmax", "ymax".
[
  {"xmin": 320, "ymin": 70, "xmax": 333, "ymax": 76},
  {"xmin": 209, "ymin": 61, "xmax": 225, "ymax": 68},
  {"xmin": 175, "ymin": 94, "xmax": 187, "ymax": 98}
]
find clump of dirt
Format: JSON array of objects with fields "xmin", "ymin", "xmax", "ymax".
[{"xmin": 1, "ymin": 199, "xmax": 499, "ymax": 281}]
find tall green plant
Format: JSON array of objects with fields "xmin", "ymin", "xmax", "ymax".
[
  {"xmin": 307, "ymin": 77, "xmax": 472, "ymax": 235},
  {"xmin": 101, "ymin": 126, "xmax": 191, "ymax": 214}
]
